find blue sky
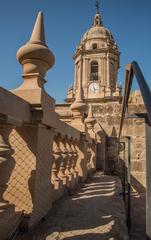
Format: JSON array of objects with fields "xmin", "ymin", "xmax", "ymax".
[{"xmin": 0, "ymin": 0, "xmax": 150, "ymax": 103}]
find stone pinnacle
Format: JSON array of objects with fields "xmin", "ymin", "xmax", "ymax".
[{"xmin": 30, "ymin": 11, "xmax": 46, "ymax": 45}]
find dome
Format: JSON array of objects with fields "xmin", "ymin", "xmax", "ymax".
[
  {"xmin": 75, "ymin": 12, "xmax": 118, "ymax": 53},
  {"xmin": 82, "ymin": 25, "xmax": 114, "ymax": 42},
  {"xmin": 74, "ymin": 10, "xmax": 119, "ymax": 54}
]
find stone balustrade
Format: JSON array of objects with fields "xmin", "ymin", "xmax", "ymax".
[
  {"xmin": 0, "ymin": 94, "xmax": 97, "ymax": 238},
  {"xmin": 0, "ymin": 12, "xmax": 97, "ymax": 239}
]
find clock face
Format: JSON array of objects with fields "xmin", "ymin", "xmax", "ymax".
[{"xmin": 89, "ymin": 83, "xmax": 99, "ymax": 93}]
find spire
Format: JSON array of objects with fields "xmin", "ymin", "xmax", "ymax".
[
  {"xmin": 30, "ymin": 11, "xmax": 46, "ymax": 45},
  {"xmin": 95, "ymin": 0, "xmax": 100, "ymax": 14},
  {"xmin": 93, "ymin": 0, "xmax": 103, "ymax": 26}
]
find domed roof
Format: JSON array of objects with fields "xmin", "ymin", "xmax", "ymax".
[
  {"xmin": 82, "ymin": 25, "xmax": 114, "ymax": 41},
  {"xmin": 74, "ymin": 7, "xmax": 118, "ymax": 54}
]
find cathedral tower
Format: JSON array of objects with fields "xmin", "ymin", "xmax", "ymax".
[{"xmin": 66, "ymin": 1, "xmax": 122, "ymax": 103}]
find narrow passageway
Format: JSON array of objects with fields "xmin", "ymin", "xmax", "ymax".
[{"xmin": 21, "ymin": 172, "xmax": 128, "ymax": 240}]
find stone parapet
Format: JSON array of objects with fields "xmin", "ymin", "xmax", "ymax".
[{"xmin": 0, "ymin": 12, "xmax": 97, "ymax": 240}]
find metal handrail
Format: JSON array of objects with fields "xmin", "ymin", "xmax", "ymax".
[
  {"xmin": 118, "ymin": 61, "xmax": 151, "ymax": 239},
  {"xmin": 118, "ymin": 61, "xmax": 151, "ymax": 141}
]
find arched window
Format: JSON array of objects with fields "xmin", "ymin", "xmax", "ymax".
[
  {"xmin": 90, "ymin": 61, "xmax": 98, "ymax": 81},
  {"xmin": 92, "ymin": 43, "xmax": 97, "ymax": 49}
]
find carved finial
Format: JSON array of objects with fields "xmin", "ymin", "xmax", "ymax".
[
  {"xmin": 17, "ymin": 11, "xmax": 55, "ymax": 76},
  {"xmin": 70, "ymin": 79, "xmax": 86, "ymax": 117},
  {"xmin": 85, "ymin": 104, "xmax": 96, "ymax": 129},
  {"xmin": 30, "ymin": 11, "xmax": 46, "ymax": 44}
]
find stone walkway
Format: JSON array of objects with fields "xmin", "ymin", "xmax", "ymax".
[
  {"xmin": 130, "ymin": 191, "xmax": 146, "ymax": 239},
  {"xmin": 21, "ymin": 173, "xmax": 129, "ymax": 240}
]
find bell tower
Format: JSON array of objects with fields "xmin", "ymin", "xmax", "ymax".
[{"xmin": 66, "ymin": 1, "xmax": 122, "ymax": 103}]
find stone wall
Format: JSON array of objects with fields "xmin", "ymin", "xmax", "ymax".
[
  {"xmin": 4, "ymin": 127, "xmax": 37, "ymax": 214},
  {"xmin": 121, "ymin": 118, "xmax": 146, "ymax": 191},
  {"xmin": 56, "ymin": 97, "xmax": 147, "ymax": 184},
  {"xmin": 0, "ymin": 99, "xmax": 97, "ymax": 240}
]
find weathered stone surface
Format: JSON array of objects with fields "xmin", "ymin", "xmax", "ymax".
[{"xmin": 20, "ymin": 173, "xmax": 129, "ymax": 240}]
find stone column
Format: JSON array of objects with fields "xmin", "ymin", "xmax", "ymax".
[
  {"xmin": 114, "ymin": 60, "xmax": 118, "ymax": 86},
  {"xmin": 106, "ymin": 54, "xmax": 111, "ymax": 96},
  {"xmin": 77, "ymin": 64, "xmax": 80, "ymax": 94},
  {"xmin": 99, "ymin": 58, "xmax": 102, "ymax": 82},
  {"xmin": 107, "ymin": 54, "xmax": 110, "ymax": 87},
  {"xmin": 87, "ymin": 58, "xmax": 90, "ymax": 82},
  {"xmin": 104, "ymin": 56, "xmax": 107, "ymax": 96},
  {"xmin": 102, "ymin": 56, "xmax": 105, "ymax": 86},
  {"xmin": 82, "ymin": 58, "xmax": 86, "ymax": 88},
  {"xmin": 85, "ymin": 58, "xmax": 89, "ymax": 98},
  {"xmin": 80, "ymin": 57, "xmax": 83, "ymax": 92},
  {"xmin": 74, "ymin": 63, "xmax": 78, "ymax": 92}
]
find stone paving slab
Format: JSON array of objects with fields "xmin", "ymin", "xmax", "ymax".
[{"xmin": 21, "ymin": 173, "xmax": 129, "ymax": 240}]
